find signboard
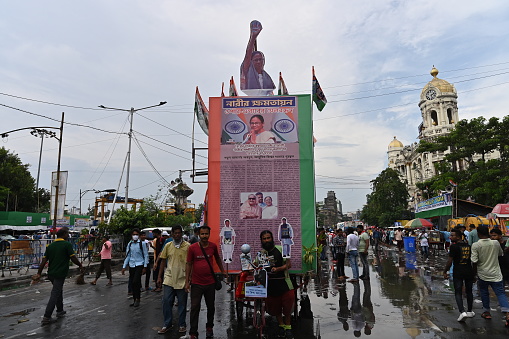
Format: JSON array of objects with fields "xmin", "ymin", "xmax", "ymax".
[
  {"xmin": 208, "ymin": 95, "xmax": 315, "ymax": 272},
  {"xmin": 415, "ymin": 194, "xmax": 452, "ymax": 213},
  {"xmin": 74, "ymin": 218, "xmax": 90, "ymax": 227},
  {"xmin": 245, "ymin": 269, "xmax": 268, "ymax": 298},
  {"xmin": 50, "ymin": 171, "xmax": 68, "ymax": 220}
]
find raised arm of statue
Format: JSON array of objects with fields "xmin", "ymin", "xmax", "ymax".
[{"xmin": 242, "ymin": 20, "xmax": 262, "ymax": 76}]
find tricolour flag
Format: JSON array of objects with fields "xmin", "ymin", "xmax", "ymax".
[
  {"xmin": 221, "ymin": 82, "xmax": 225, "ymax": 97},
  {"xmin": 278, "ymin": 72, "xmax": 289, "ymax": 95},
  {"xmin": 194, "ymin": 86, "xmax": 209, "ymax": 136},
  {"xmin": 449, "ymin": 179, "xmax": 457, "ymax": 187},
  {"xmin": 312, "ymin": 66, "xmax": 327, "ymax": 111},
  {"xmin": 229, "ymin": 76, "xmax": 238, "ymax": 97}
]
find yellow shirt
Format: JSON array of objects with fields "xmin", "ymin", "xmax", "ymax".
[{"xmin": 159, "ymin": 241, "xmax": 190, "ymax": 289}]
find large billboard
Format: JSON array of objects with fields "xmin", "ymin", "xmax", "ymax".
[{"xmin": 208, "ymin": 95, "xmax": 315, "ymax": 272}]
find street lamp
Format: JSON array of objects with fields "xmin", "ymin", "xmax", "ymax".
[
  {"xmin": 79, "ymin": 189, "xmax": 98, "ymax": 215},
  {"xmin": 98, "ymin": 101, "xmax": 167, "ymax": 209},
  {"xmin": 31, "ymin": 129, "xmax": 58, "ymax": 212},
  {"xmin": 1, "ymin": 119, "xmax": 63, "ymax": 223}
]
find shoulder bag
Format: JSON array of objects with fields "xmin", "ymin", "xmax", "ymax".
[{"xmin": 199, "ymin": 243, "xmax": 223, "ymax": 290}]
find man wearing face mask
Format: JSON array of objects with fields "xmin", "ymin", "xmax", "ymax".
[{"xmin": 122, "ymin": 228, "xmax": 149, "ymax": 307}]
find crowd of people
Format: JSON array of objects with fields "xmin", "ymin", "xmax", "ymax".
[
  {"xmin": 32, "ymin": 225, "xmax": 296, "ymax": 339},
  {"xmin": 323, "ymin": 223, "xmax": 509, "ymax": 328}
]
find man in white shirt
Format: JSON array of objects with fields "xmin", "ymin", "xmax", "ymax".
[
  {"xmin": 417, "ymin": 229, "xmax": 429, "ymax": 260},
  {"xmin": 471, "ymin": 225, "xmax": 509, "ymax": 324},
  {"xmin": 346, "ymin": 228, "xmax": 360, "ymax": 283}
]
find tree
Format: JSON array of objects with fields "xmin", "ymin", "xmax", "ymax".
[
  {"xmin": 0, "ymin": 147, "xmax": 38, "ymax": 212},
  {"xmin": 361, "ymin": 168, "xmax": 411, "ymax": 227},
  {"xmin": 416, "ymin": 117, "xmax": 509, "ymax": 206},
  {"xmin": 104, "ymin": 204, "xmax": 195, "ymax": 235}
]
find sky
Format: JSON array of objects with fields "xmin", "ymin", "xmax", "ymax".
[{"xmin": 1, "ymin": 0, "xmax": 509, "ymax": 215}]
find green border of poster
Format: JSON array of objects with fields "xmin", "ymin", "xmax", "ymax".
[{"xmin": 296, "ymin": 94, "xmax": 316, "ymax": 272}]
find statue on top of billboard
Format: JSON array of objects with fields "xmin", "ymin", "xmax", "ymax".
[{"xmin": 240, "ymin": 20, "xmax": 276, "ymax": 96}]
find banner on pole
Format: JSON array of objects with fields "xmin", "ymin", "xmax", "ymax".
[{"xmin": 50, "ymin": 171, "xmax": 68, "ymax": 220}]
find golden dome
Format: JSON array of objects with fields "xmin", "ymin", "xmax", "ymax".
[
  {"xmin": 422, "ymin": 66, "xmax": 455, "ymax": 95},
  {"xmin": 388, "ymin": 136, "xmax": 403, "ymax": 148}
]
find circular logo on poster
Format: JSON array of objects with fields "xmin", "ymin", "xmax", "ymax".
[
  {"xmin": 274, "ymin": 119, "xmax": 295, "ymax": 134},
  {"xmin": 225, "ymin": 120, "xmax": 246, "ymax": 134}
]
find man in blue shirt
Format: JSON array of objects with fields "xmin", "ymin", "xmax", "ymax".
[{"xmin": 122, "ymin": 228, "xmax": 149, "ymax": 307}]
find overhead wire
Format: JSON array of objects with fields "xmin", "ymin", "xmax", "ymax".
[
  {"xmin": 137, "ymin": 113, "xmax": 207, "ymax": 145},
  {"xmin": 134, "ymin": 131, "xmax": 207, "ymax": 160},
  {"xmin": 0, "ymin": 103, "xmax": 127, "ymax": 135},
  {"xmin": 132, "ymin": 133, "xmax": 170, "ymax": 185},
  {"xmin": 66, "ymin": 116, "xmax": 130, "ymax": 206},
  {"xmin": 130, "ymin": 170, "xmax": 180, "ymax": 192}
]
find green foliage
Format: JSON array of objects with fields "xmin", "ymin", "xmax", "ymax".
[
  {"xmin": 416, "ymin": 116, "xmax": 509, "ymax": 206},
  {"xmin": 0, "ymin": 147, "xmax": 42, "ymax": 212},
  {"xmin": 104, "ymin": 205, "xmax": 195, "ymax": 235},
  {"xmin": 361, "ymin": 168, "xmax": 410, "ymax": 227}
]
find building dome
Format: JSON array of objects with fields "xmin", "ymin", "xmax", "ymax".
[
  {"xmin": 388, "ymin": 136, "xmax": 403, "ymax": 148},
  {"xmin": 421, "ymin": 66, "xmax": 455, "ymax": 95}
]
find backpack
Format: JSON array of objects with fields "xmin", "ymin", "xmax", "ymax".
[{"xmin": 126, "ymin": 241, "xmax": 145, "ymax": 259}]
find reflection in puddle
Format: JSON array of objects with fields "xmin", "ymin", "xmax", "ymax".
[{"xmin": 308, "ymin": 246, "xmax": 509, "ymax": 338}]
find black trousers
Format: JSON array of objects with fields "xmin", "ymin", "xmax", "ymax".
[
  {"xmin": 129, "ymin": 265, "xmax": 144, "ymax": 300},
  {"xmin": 96, "ymin": 259, "xmax": 112, "ymax": 280}
]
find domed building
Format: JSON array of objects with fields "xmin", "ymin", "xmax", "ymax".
[{"xmin": 388, "ymin": 67, "xmax": 459, "ymax": 201}]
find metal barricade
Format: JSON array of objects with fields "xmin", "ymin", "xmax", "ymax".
[{"xmin": 0, "ymin": 235, "xmax": 127, "ymax": 277}]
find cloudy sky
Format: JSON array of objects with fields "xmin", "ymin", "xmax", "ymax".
[{"xmin": 1, "ymin": 1, "xmax": 508, "ymax": 215}]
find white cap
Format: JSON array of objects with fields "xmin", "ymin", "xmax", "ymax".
[{"xmin": 162, "ymin": 231, "xmax": 170, "ymax": 236}]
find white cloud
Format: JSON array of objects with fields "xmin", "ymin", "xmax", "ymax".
[{"xmin": 0, "ymin": 0, "xmax": 508, "ymax": 213}]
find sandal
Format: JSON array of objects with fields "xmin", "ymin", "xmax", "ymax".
[
  {"xmin": 90, "ymin": 281, "xmax": 96, "ymax": 285},
  {"xmin": 481, "ymin": 312, "xmax": 492, "ymax": 319},
  {"xmin": 106, "ymin": 282, "xmax": 112, "ymax": 286},
  {"xmin": 505, "ymin": 314, "xmax": 509, "ymax": 327}
]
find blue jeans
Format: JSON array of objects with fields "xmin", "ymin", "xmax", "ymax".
[
  {"xmin": 348, "ymin": 250, "xmax": 359, "ymax": 279},
  {"xmin": 478, "ymin": 278, "xmax": 509, "ymax": 313},
  {"xmin": 44, "ymin": 276, "xmax": 65, "ymax": 318},
  {"xmin": 162, "ymin": 284, "xmax": 188, "ymax": 328}
]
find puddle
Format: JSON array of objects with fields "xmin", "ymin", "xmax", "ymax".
[{"xmin": 3, "ymin": 308, "xmax": 37, "ymax": 317}]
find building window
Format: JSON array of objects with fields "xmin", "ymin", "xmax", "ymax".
[{"xmin": 431, "ymin": 110, "xmax": 438, "ymax": 125}]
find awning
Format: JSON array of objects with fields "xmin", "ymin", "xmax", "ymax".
[
  {"xmin": 0, "ymin": 225, "xmax": 48, "ymax": 231},
  {"xmin": 492, "ymin": 204, "xmax": 509, "ymax": 218}
]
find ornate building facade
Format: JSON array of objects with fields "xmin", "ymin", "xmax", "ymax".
[
  {"xmin": 388, "ymin": 67, "xmax": 460, "ymax": 202},
  {"xmin": 387, "ymin": 67, "xmax": 499, "ymax": 203}
]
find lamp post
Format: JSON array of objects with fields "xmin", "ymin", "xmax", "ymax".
[
  {"xmin": 30, "ymin": 129, "xmax": 57, "ymax": 212},
  {"xmin": 98, "ymin": 101, "xmax": 167, "ymax": 209},
  {"xmin": 1, "ymin": 121, "xmax": 62, "ymax": 215},
  {"xmin": 80, "ymin": 189, "xmax": 99, "ymax": 215}
]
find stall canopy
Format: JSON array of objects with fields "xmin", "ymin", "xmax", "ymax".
[
  {"xmin": 0, "ymin": 225, "xmax": 48, "ymax": 231},
  {"xmin": 492, "ymin": 204, "xmax": 509, "ymax": 218}
]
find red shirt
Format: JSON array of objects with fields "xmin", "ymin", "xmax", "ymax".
[{"xmin": 187, "ymin": 242, "xmax": 219, "ymax": 286}]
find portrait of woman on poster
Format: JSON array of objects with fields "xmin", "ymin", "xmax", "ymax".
[
  {"xmin": 240, "ymin": 194, "xmax": 262, "ymax": 219},
  {"xmin": 243, "ymin": 115, "xmax": 276, "ymax": 144},
  {"xmin": 261, "ymin": 196, "xmax": 278, "ymax": 219}
]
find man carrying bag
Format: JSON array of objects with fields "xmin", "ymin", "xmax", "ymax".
[{"xmin": 184, "ymin": 226, "xmax": 228, "ymax": 339}]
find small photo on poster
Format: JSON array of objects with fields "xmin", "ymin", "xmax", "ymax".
[{"xmin": 239, "ymin": 192, "xmax": 278, "ymax": 220}]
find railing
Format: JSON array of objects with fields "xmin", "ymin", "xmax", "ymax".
[{"xmin": 0, "ymin": 236, "xmax": 126, "ymax": 277}]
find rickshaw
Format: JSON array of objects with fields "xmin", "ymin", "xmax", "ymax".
[{"xmin": 234, "ymin": 248, "xmax": 268, "ymax": 339}]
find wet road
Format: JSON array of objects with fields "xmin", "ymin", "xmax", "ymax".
[{"xmin": 1, "ymin": 245, "xmax": 509, "ymax": 338}]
